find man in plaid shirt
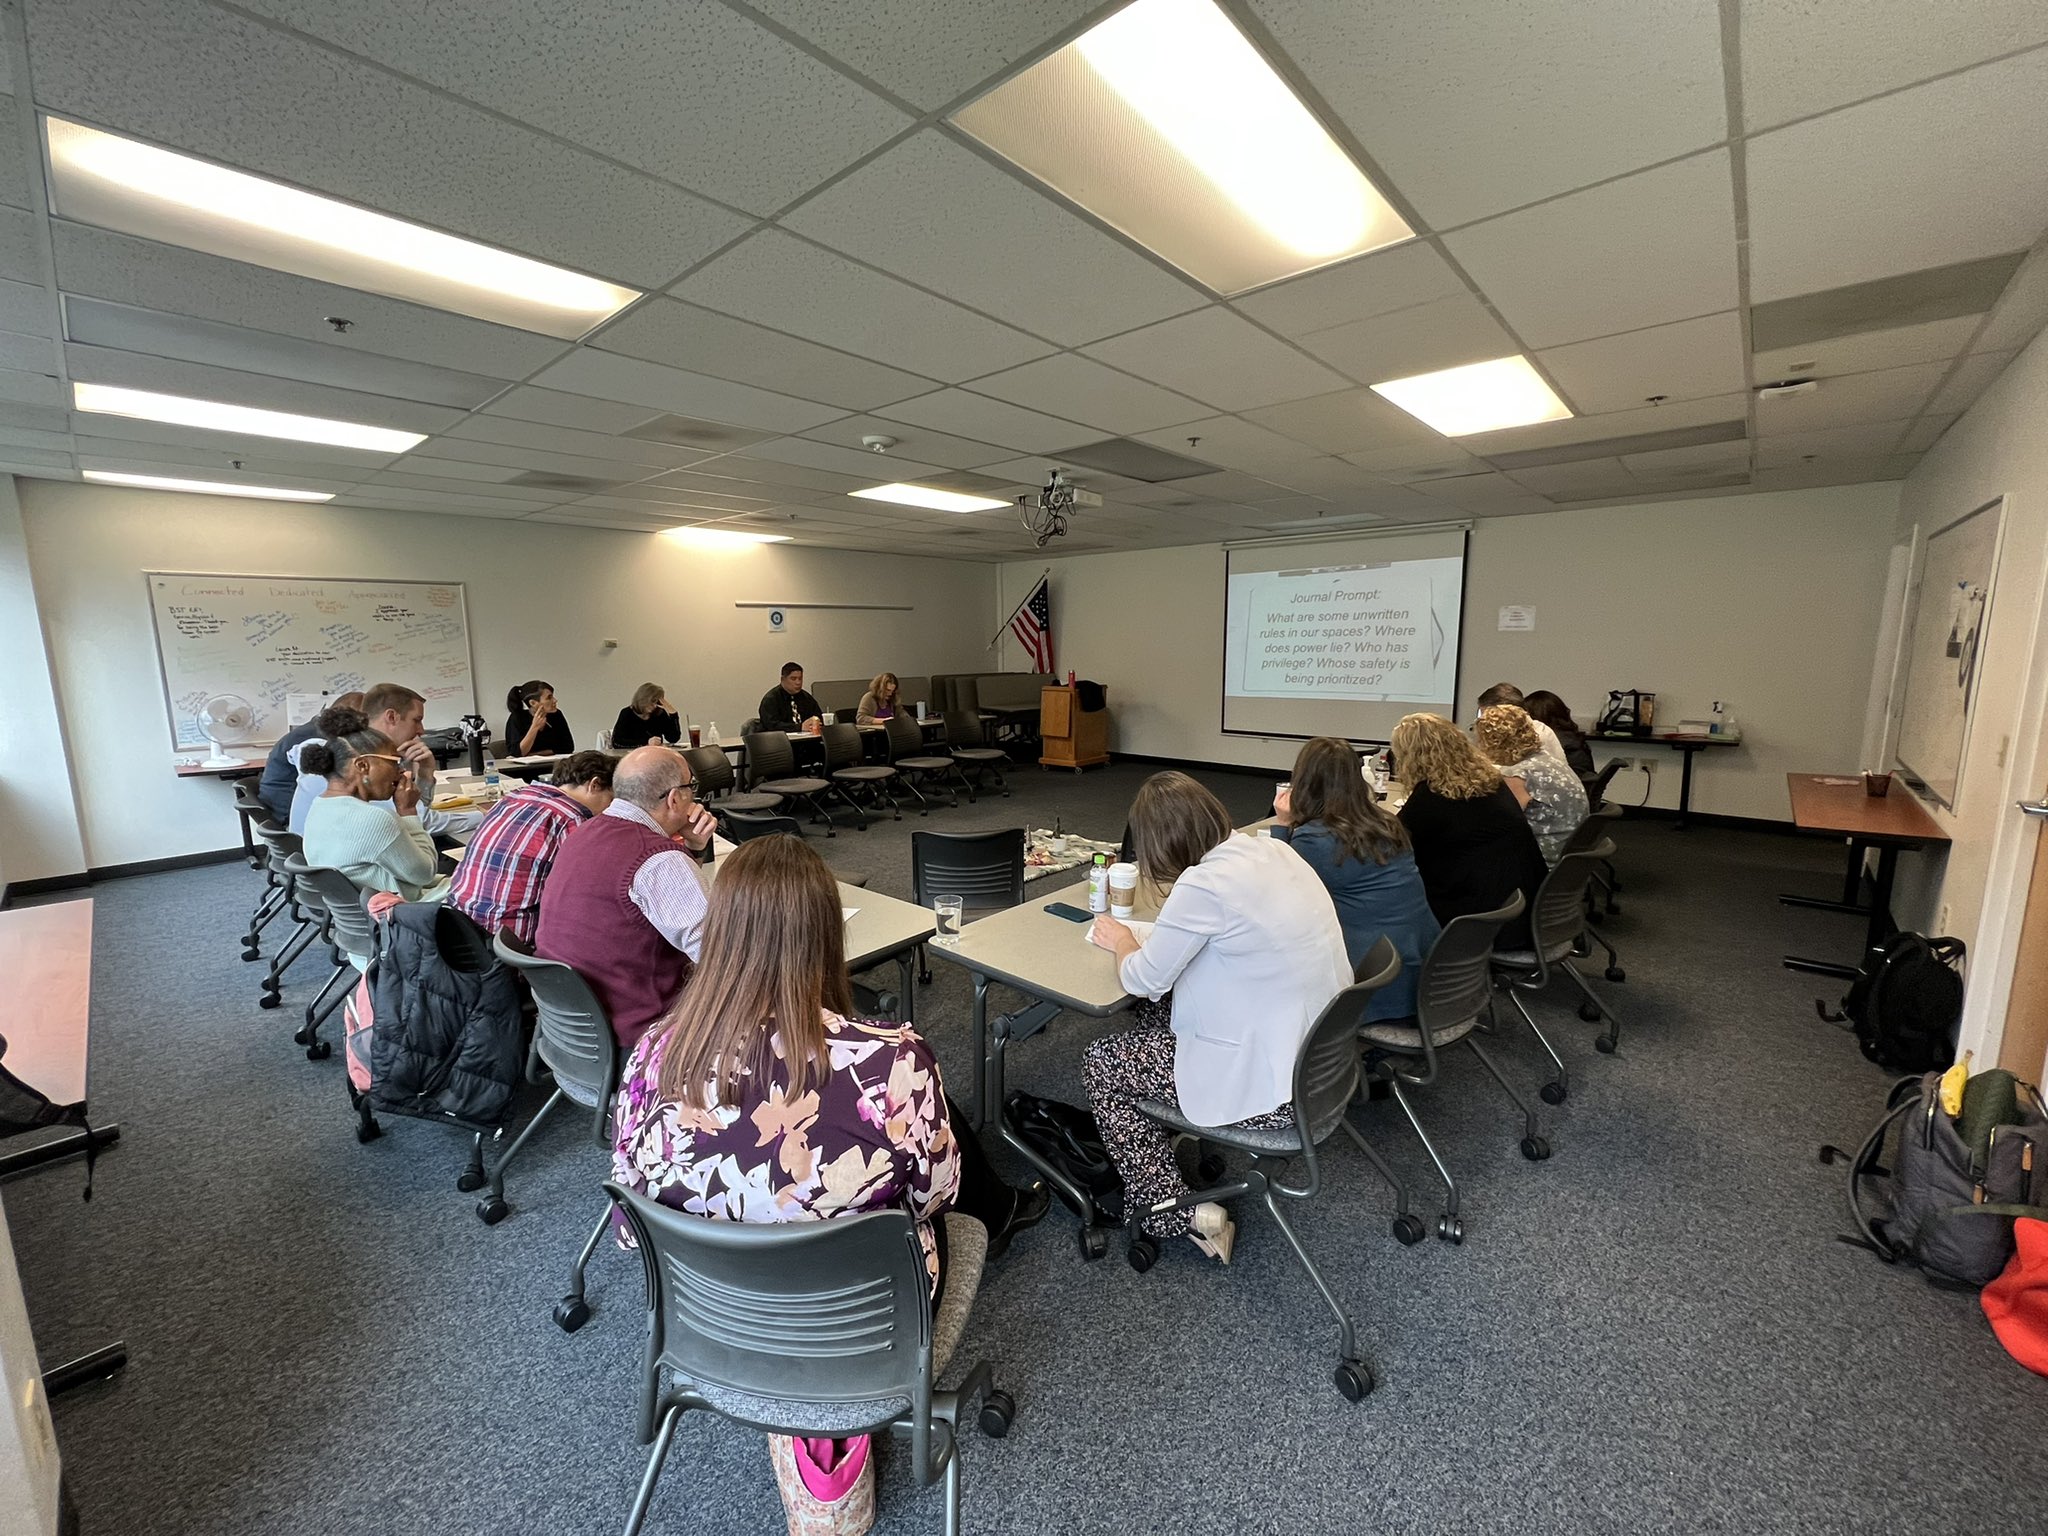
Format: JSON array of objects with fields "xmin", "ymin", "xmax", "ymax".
[{"xmin": 448, "ymin": 751, "xmax": 616, "ymax": 944}]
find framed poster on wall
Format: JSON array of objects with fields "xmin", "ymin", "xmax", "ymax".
[{"xmin": 1893, "ymin": 496, "xmax": 2005, "ymax": 810}]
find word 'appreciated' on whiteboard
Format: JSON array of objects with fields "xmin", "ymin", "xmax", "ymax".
[{"xmin": 1227, "ymin": 559, "xmax": 1456, "ymax": 703}]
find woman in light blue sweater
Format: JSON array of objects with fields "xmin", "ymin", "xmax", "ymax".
[{"xmin": 300, "ymin": 727, "xmax": 449, "ymax": 903}]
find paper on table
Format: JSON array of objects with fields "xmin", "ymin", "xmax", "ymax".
[{"xmin": 843, "ymin": 906, "xmax": 859, "ymax": 922}]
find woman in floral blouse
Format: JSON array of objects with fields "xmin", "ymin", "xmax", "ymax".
[
  {"xmin": 611, "ymin": 833, "xmax": 1044, "ymax": 1297},
  {"xmin": 1475, "ymin": 703, "xmax": 1590, "ymax": 867}
]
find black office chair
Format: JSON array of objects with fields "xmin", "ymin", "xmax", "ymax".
[
  {"xmin": 822, "ymin": 721, "xmax": 894, "ymax": 827},
  {"xmin": 607, "ymin": 1193, "xmax": 1011, "ymax": 1536},
  {"xmin": 251, "ymin": 825, "xmax": 320, "ymax": 1003},
  {"xmin": 942, "ymin": 711, "xmax": 1009, "ymax": 798},
  {"xmin": 1581, "ymin": 758, "xmax": 1623, "ymax": 809},
  {"xmin": 743, "ymin": 730, "xmax": 836, "ymax": 835},
  {"xmin": 232, "ymin": 780, "xmax": 275, "ymax": 871},
  {"xmin": 682, "ymin": 745, "xmax": 781, "ymax": 815},
  {"xmin": 1560, "ymin": 814, "xmax": 1627, "ymax": 960},
  {"xmin": 1490, "ymin": 846, "xmax": 1630, "ymax": 1093},
  {"xmin": 911, "ymin": 829, "xmax": 1025, "ymax": 983},
  {"xmin": 884, "ymin": 712, "xmax": 967, "ymax": 811},
  {"xmin": 1357, "ymin": 893, "xmax": 1546, "ymax": 1244},
  {"xmin": 1127, "ymin": 939, "xmax": 1404, "ymax": 1401}
]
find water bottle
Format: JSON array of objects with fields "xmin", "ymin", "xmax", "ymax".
[
  {"xmin": 706, "ymin": 721, "xmax": 721, "ymax": 746},
  {"xmin": 1086, "ymin": 853, "xmax": 1109, "ymax": 913},
  {"xmin": 483, "ymin": 768, "xmax": 501, "ymax": 804}
]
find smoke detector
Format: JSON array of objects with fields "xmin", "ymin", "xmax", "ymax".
[{"xmin": 861, "ymin": 435, "xmax": 897, "ymax": 453}]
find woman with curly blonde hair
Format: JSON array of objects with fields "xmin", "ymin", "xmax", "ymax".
[
  {"xmin": 1391, "ymin": 713, "xmax": 1547, "ymax": 947},
  {"xmin": 1475, "ymin": 703, "xmax": 1589, "ymax": 867}
]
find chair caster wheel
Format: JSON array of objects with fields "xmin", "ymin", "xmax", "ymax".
[
  {"xmin": 1578, "ymin": 1002, "xmax": 1602, "ymax": 1022},
  {"xmin": 553, "ymin": 1297, "xmax": 591, "ymax": 1333},
  {"xmin": 1126, "ymin": 1234, "xmax": 1159, "ymax": 1273},
  {"xmin": 1539, "ymin": 1082, "xmax": 1567, "ymax": 1106},
  {"xmin": 457, "ymin": 1169, "xmax": 487, "ymax": 1193},
  {"xmin": 259, "ymin": 993, "xmax": 282, "ymax": 1010},
  {"xmin": 355, "ymin": 1118, "xmax": 382, "ymax": 1144},
  {"xmin": 1595, "ymin": 1033, "xmax": 1619, "ymax": 1054},
  {"xmin": 1392, "ymin": 1213, "xmax": 1426, "ymax": 1246},
  {"xmin": 1605, "ymin": 966, "xmax": 1626, "ymax": 983},
  {"xmin": 304, "ymin": 1039, "xmax": 331, "ymax": 1061},
  {"xmin": 978, "ymin": 1389, "xmax": 1015, "ymax": 1438},
  {"xmin": 1437, "ymin": 1215, "xmax": 1464, "ymax": 1244},
  {"xmin": 1196, "ymin": 1152, "xmax": 1228, "ymax": 1184},
  {"xmin": 242, "ymin": 946, "xmax": 261, "ymax": 962},
  {"xmin": 1079, "ymin": 1226, "xmax": 1108, "ymax": 1262},
  {"xmin": 476, "ymin": 1197, "xmax": 509, "ymax": 1225},
  {"xmin": 1333, "ymin": 1359, "xmax": 1374, "ymax": 1402},
  {"xmin": 1521, "ymin": 1135, "xmax": 1551, "ymax": 1162}
]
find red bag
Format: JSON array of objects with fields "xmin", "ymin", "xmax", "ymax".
[{"xmin": 1981, "ymin": 1216, "xmax": 2048, "ymax": 1376}]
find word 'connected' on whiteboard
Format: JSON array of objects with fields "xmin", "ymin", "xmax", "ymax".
[{"xmin": 146, "ymin": 571, "xmax": 477, "ymax": 751}]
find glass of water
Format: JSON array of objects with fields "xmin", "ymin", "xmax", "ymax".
[{"xmin": 933, "ymin": 895, "xmax": 964, "ymax": 945}]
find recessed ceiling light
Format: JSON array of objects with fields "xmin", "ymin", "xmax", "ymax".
[
  {"xmin": 953, "ymin": 0, "xmax": 1411, "ymax": 294},
  {"xmin": 81, "ymin": 469, "xmax": 334, "ymax": 502},
  {"xmin": 660, "ymin": 525, "xmax": 792, "ymax": 547},
  {"xmin": 849, "ymin": 482, "xmax": 1011, "ymax": 513},
  {"xmin": 1369, "ymin": 356, "xmax": 1573, "ymax": 437},
  {"xmin": 45, "ymin": 117, "xmax": 641, "ymax": 339},
  {"xmin": 72, "ymin": 382, "xmax": 426, "ymax": 453}
]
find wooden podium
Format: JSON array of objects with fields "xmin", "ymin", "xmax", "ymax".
[{"xmin": 1038, "ymin": 684, "xmax": 1109, "ymax": 771}]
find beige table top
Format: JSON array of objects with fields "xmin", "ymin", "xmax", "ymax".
[
  {"xmin": 0, "ymin": 898, "xmax": 93, "ymax": 1103},
  {"xmin": 842, "ymin": 882, "xmax": 935, "ymax": 970},
  {"xmin": 925, "ymin": 873, "xmax": 1161, "ymax": 1017}
]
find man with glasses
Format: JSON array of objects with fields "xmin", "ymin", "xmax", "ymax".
[{"xmin": 535, "ymin": 746, "xmax": 721, "ymax": 1049}]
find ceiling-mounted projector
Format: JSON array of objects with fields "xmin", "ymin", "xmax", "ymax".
[{"xmin": 1016, "ymin": 469, "xmax": 1102, "ymax": 547}]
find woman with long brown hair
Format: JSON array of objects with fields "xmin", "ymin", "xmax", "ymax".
[
  {"xmin": 856, "ymin": 671, "xmax": 902, "ymax": 725},
  {"xmin": 1391, "ymin": 713, "xmax": 1547, "ymax": 948},
  {"xmin": 1272, "ymin": 736, "xmax": 1438, "ymax": 1019},
  {"xmin": 1083, "ymin": 772, "xmax": 1350, "ymax": 1263}
]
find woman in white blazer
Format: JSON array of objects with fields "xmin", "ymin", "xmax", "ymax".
[{"xmin": 1083, "ymin": 772, "xmax": 1350, "ymax": 1262}]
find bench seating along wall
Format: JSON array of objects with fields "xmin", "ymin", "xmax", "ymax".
[
  {"xmin": 973, "ymin": 673, "xmax": 1054, "ymax": 712},
  {"xmin": 808, "ymin": 676, "xmax": 933, "ymax": 717}
]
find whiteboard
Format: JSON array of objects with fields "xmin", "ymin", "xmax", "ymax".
[
  {"xmin": 145, "ymin": 571, "xmax": 476, "ymax": 751},
  {"xmin": 1893, "ymin": 498, "xmax": 2004, "ymax": 810}
]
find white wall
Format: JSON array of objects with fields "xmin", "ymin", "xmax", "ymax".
[
  {"xmin": 999, "ymin": 482, "xmax": 1902, "ymax": 823},
  {"xmin": 0, "ymin": 477, "xmax": 86, "ymax": 887},
  {"xmin": 18, "ymin": 480, "xmax": 997, "ymax": 869}
]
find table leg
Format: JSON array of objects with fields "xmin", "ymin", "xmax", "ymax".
[
  {"xmin": 0, "ymin": 1122, "xmax": 121, "ymax": 1180},
  {"xmin": 1779, "ymin": 837, "xmax": 1873, "ymax": 916},
  {"xmin": 1674, "ymin": 746, "xmax": 1697, "ymax": 830},
  {"xmin": 1863, "ymin": 844, "xmax": 1901, "ymax": 955},
  {"xmin": 45, "ymin": 1343, "xmax": 126, "ymax": 1398},
  {"xmin": 894, "ymin": 953, "xmax": 914, "ymax": 1026},
  {"xmin": 971, "ymin": 973, "xmax": 992, "ymax": 1130}
]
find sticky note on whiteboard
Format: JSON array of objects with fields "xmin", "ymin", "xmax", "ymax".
[
  {"xmin": 285, "ymin": 691, "xmax": 330, "ymax": 726},
  {"xmin": 1498, "ymin": 605, "xmax": 1536, "ymax": 632}
]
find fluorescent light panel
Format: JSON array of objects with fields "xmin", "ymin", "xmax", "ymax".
[
  {"xmin": 660, "ymin": 525, "xmax": 791, "ymax": 547},
  {"xmin": 73, "ymin": 382, "xmax": 426, "ymax": 453},
  {"xmin": 82, "ymin": 469, "xmax": 334, "ymax": 502},
  {"xmin": 850, "ymin": 482, "xmax": 1011, "ymax": 513},
  {"xmin": 1370, "ymin": 356, "xmax": 1573, "ymax": 437},
  {"xmin": 45, "ymin": 118, "xmax": 641, "ymax": 340},
  {"xmin": 953, "ymin": 0, "xmax": 1411, "ymax": 295}
]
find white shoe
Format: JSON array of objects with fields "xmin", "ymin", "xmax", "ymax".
[{"xmin": 1187, "ymin": 1201, "xmax": 1235, "ymax": 1263}]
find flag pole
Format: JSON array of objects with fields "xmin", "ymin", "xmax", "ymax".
[{"xmin": 986, "ymin": 568, "xmax": 1050, "ymax": 650}]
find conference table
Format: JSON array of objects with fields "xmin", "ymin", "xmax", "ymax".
[
  {"xmin": 1780, "ymin": 772, "xmax": 1950, "ymax": 978},
  {"xmin": 1594, "ymin": 731, "xmax": 1741, "ymax": 829}
]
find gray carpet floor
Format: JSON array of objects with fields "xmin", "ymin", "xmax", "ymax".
[{"xmin": 9, "ymin": 760, "xmax": 2043, "ymax": 1534}]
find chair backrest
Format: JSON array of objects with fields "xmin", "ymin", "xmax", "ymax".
[
  {"xmin": 883, "ymin": 713, "xmax": 925, "ymax": 760},
  {"xmin": 912, "ymin": 829, "xmax": 1025, "ymax": 912},
  {"xmin": 1416, "ymin": 893, "xmax": 1525, "ymax": 1040},
  {"xmin": 279, "ymin": 853, "xmax": 328, "ymax": 918},
  {"xmin": 295, "ymin": 864, "xmax": 380, "ymax": 960},
  {"xmin": 683, "ymin": 746, "xmax": 735, "ymax": 798},
  {"xmin": 821, "ymin": 721, "xmax": 863, "ymax": 769},
  {"xmin": 943, "ymin": 710, "xmax": 985, "ymax": 748},
  {"xmin": 1293, "ymin": 937, "xmax": 1402, "ymax": 1149},
  {"xmin": 1527, "ymin": 852, "xmax": 1605, "ymax": 956},
  {"xmin": 234, "ymin": 782, "xmax": 280, "ymax": 827},
  {"xmin": 1582, "ymin": 758, "xmax": 1623, "ymax": 807},
  {"xmin": 974, "ymin": 672, "xmax": 1050, "ymax": 710},
  {"xmin": 253, "ymin": 822, "xmax": 303, "ymax": 876},
  {"xmin": 720, "ymin": 810, "xmax": 803, "ymax": 843},
  {"xmin": 607, "ymin": 1187, "xmax": 936, "ymax": 1435},
  {"xmin": 744, "ymin": 730, "xmax": 797, "ymax": 784},
  {"xmin": 494, "ymin": 932, "xmax": 618, "ymax": 1135}
]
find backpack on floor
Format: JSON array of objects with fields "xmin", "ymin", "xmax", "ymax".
[
  {"xmin": 1005, "ymin": 1091, "xmax": 1122, "ymax": 1220},
  {"xmin": 1816, "ymin": 932, "xmax": 1965, "ymax": 1073},
  {"xmin": 1825, "ymin": 1069, "xmax": 2048, "ymax": 1287}
]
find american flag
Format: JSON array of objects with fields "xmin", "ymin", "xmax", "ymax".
[{"xmin": 1009, "ymin": 576, "xmax": 1055, "ymax": 674}]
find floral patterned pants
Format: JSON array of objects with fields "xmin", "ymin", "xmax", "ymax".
[{"xmin": 1080, "ymin": 1000, "xmax": 1293, "ymax": 1238}]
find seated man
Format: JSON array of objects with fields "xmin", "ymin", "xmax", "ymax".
[
  {"xmin": 258, "ymin": 691, "xmax": 363, "ymax": 822},
  {"xmin": 756, "ymin": 660, "xmax": 824, "ymax": 734},
  {"xmin": 1475, "ymin": 681, "xmax": 1568, "ymax": 767},
  {"xmin": 536, "ymin": 746, "xmax": 719, "ymax": 1050},
  {"xmin": 447, "ymin": 750, "xmax": 616, "ymax": 946},
  {"xmin": 363, "ymin": 681, "xmax": 484, "ymax": 840}
]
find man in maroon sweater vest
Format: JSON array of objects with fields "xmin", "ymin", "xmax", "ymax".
[{"xmin": 536, "ymin": 746, "xmax": 719, "ymax": 1049}]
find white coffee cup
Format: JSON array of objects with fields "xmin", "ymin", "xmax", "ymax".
[{"xmin": 1108, "ymin": 861, "xmax": 1139, "ymax": 919}]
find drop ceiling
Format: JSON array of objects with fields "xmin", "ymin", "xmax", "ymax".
[{"xmin": 0, "ymin": 0, "xmax": 2041, "ymax": 561}]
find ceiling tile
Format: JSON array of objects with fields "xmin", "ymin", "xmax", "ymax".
[
  {"xmin": 526, "ymin": 348, "xmax": 844, "ymax": 434},
  {"xmin": 785, "ymin": 130, "xmax": 1204, "ymax": 346},
  {"xmin": 1618, "ymin": 438, "xmax": 1752, "ymax": 478},
  {"xmin": 0, "ymin": 401, "xmax": 70, "ymax": 435},
  {"xmin": 1898, "ymin": 414, "xmax": 1959, "ymax": 453},
  {"xmin": 25, "ymin": 0, "xmax": 745, "ymax": 287},
  {"xmin": 1293, "ymin": 292, "xmax": 1520, "ymax": 386},
  {"xmin": 1503, "ymin": 458, "xmax": 1639, "ymax": 499},
  {"xmin": 1746, "ymin": 50, "xmax": 2048, "ymax": 302},
  {"xmin": 0, "ymin": 367, "xmax": 62, "ymax": 409},
  {"xmin": 478, "ymin": 386, "xmax": 665, "ymax": 435},
  {"xmin": 797, "ymin": 415, "xmax": 1013, "ymax": 471},
  {"xmin": 0, "ymin": 206, "xmax": 42, "ymax": 286},
  {"xmin": 1444, "ymin": 152, "xmax": 1739, "ymax": 347},
  {"xmin": 444, "ymin": 413, "xmax": 715, "ymax": 470},
  {"xmin": 0, "ymin": 422, "xmax": 71, "ymax": 454},
  {"xmin": 1977, "ymin": 244, "xmax": 2048, "ymax": 353},
  {"xmin": 873, "ymin": 389, "xmax": 1093, "ymax": 455},
  {"xmin": 1243, "ymin": 388, "xmax": 1447, "ymax": 456},
  {"xmin": 655, "ymin": 457, "xmax": 872, "ymax": 498},
  {"xmin": 1131, "ymin": 415, "xmax": 1321, "ymax": 478},
  {"xmin": 674, "ymin": 230, "xmax": 1053, "ymax": 383},
  {"xmin": 1929, "ymin": 351, "xmax": 2016, "ymax": 415},
  {"xmin": 385, "ymin": 455, "xmax": 528, "ymax": 485},
  {"xmin": 1537, "ymin": 312, "xmax": 1747, "ymax": 415},
  {"xmin": 1755, "ymin": 420, "xmax": 1910, "ymax": 468},
  {"xmin": 0, "ymin": 329, "xmax": 55, "ymax": 376},
  {"xmin": 361, "ymin": 469, "xmax": 556, "ymax": 499},
  {"xmin": 1247, "ymin": 0, "xmax": 1726, "ymax": 228},
  {"xmin": 1459, "ymin": 392, "xmax": 1748, "ymax": 457},
  {"xmin": 1753, "ymin": 314, "xmax": 1984, "ymax": 381},
  {"xmin": 1751, "ymin": 457, "xmax": 1914, "ymax": 491},
  {"xmin": 1231, "ymin": 243, "xmax": 1469, "ymax": 338},
  {"xmin": 233, "ymin": 0, "xmax": 909, "ymax": 215},
  {"xmin": 1081, "ymin": 308, "xmax": 1346, "ymax": 411},
  {"xmin": 1750, "ymin": 360, "xmax": 1948, "ymax": 433},
  {"xmin": 71, "ymin": 451, "xmax": 352, "ymax": 490},
  {"xmin": 407, "ymin": 436, "xmax": 660, "ymax": 485},
  {"xmin": 72, "ymin": 424, "xmax": 396, "ymax": 474},
  {"xmin": 966, "ymin": 354, "xmax": 1208, "ymax": 436},
  {"xmin": 0, "ymin": 95, "xmax": 31, "ymax": 211},
  {"xmin": 1741, "ymin": 0, "xmax": 2048, "ymax": 130},
  {"xmin": 64, "ymin": 343, "xmax": 462, "ymax": 434},
  {"xmin": 0, "ymin": 277, "xmax": 52, "ymax": 338},
  {"xmin": 1340, "ymin": 443, "xmax": 1489, "ymax": 479},
  {"xmin": 589, "ymin": 296, "xmax": 934, "ymax": 412},
  {"xmin": 736, "ymin": 435, "xmax": 949, "ymax": 484}
]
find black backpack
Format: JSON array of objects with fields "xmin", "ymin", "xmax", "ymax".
[
  {"xmin": 1817, "ymin": 932, "xmax": 1964, "ymax": 1073},
  {"xmin": 1005, "ymin": 1091, "xmax": 1123, "ymax": 1220}
]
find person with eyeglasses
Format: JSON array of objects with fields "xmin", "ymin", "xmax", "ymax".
[
  {"xmin": 300, "ymin": 726, "xmax": 451, "ymax": 904},
  {"xmin": 536, "ymin": 746, "xmax": 723, "ymax": 1050}
]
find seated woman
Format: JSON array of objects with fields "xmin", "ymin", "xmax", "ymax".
[
  {"xmin": 300, "ymin": 726, "xmax": 450, "ymax": 903},
  {"xmin": 1271, "ymin": 736, "xmax": 1439, "ymax": 1020},
  {"xmin": 1476, "ymin": 703, "xmax": 1591, "ymax": 867},
  {"xmin": 1391, "ymin": 713, "xmax": 1548, "ymax": 949},
  {"xmin": 609, "ymin": 682, "xmax": 681, "ymax": 750},
  {"xmin": 504, "ymin": 679, "xmax": 574, "ymax": 757},
  {"xmin": 1522, "ymin": 689, "xmax": 1597, "ymax": 781},
  {"xmin": 855, "ymin": 671, "xmax": 903, "ymax": 726},
  {"xmin": 611, "ymin": 833, "xmax": 1046, "ymax": 1298},
  {"xmin": 1083, "ymin": 772, "xmax": 1350, "ymax": 1263},
  {"xmin": 287, "ymin": 701, "xmax": 368, "ymax": 836}
]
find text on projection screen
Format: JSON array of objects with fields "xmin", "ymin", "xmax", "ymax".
[{"xmin": 1224, "ymin": 556, "xmax": 1461, "ymax": 706}]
